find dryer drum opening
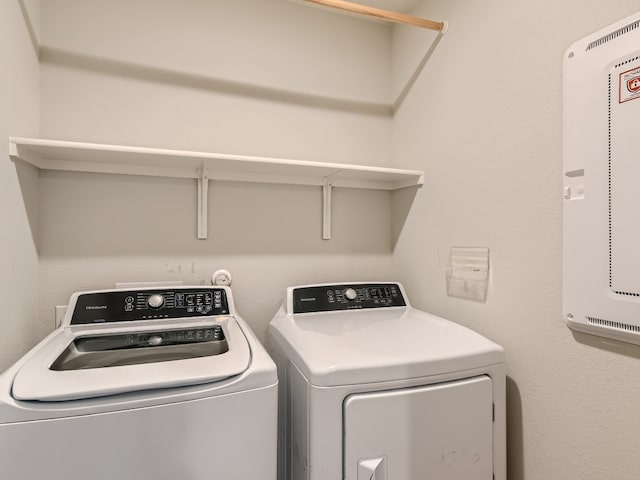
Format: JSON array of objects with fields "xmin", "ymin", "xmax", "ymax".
[{"xmin": 50, "ymin": 326, "xmax": 229, "ymax": 371}]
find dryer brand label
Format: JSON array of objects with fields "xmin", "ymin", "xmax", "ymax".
[{"xmin": 619, "ymin": 65, "xmax": 640, "ymax": 103}]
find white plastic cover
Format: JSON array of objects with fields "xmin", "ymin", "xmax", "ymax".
[{"xmin": 563, "ymin": 10, "xmax": 640, "ymax": 344}]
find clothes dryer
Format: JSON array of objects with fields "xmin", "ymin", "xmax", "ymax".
[
  {"xmin": 0, "ymin": 286, "xmax": 277, "ymax": 480},
  {"xmin": 268, "ymin": 282, "xmax": 505, "ymax": 480}
]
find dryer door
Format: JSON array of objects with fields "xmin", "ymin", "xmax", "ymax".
[{"xmin": 343, "ymin": 375, "xmax": 493, "ymax": 480}]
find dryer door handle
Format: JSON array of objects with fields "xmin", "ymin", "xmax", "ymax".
[{"xmin": 358, "ymin": 456, "xmax": 387, "ymax": 480}]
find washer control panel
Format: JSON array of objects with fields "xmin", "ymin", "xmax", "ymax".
[
  {"xmin": 292, "ymin": 283, "xmax": 406, "ymax": 314},
  {"xmin": 70, "ymin": 288, "xmax": 230, "ymax": 324}
]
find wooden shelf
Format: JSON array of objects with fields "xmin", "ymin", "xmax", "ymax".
[
  {"xmin": 299, "ymin": 0, "xmax": 447, "ymax": 32},
  {"xmin": 9, "ymin": 137, "xmax": 424, "ymax": 239}
]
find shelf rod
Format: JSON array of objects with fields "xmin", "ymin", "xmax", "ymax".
[{"xmin": 299, "ymin": 0, "xmax": 447, "ymax": 32}]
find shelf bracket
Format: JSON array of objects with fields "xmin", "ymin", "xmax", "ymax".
[
  {"xmin": 197, "ymin": 162, "xmax": 209, "ymax": 240},
  {"xmin": 322, "ymin": 175, "xmax": 335, "ymax": 240}
]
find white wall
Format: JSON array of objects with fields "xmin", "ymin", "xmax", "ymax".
[
  {"xmin": 391, "ymin": 1, "xmax": 640, "ymax": 479},
  {"xmin": 35, "ymin": 0, "xmax": 398, "ymax": 347},
  {"xmin": 12, "ymin": 1, "xmax": 640, "ymax": 478},
  {"xmin": 0, "ymin": 0, "xmax": 41, "ymax": 370},
  {"xmin": 40, "ymin": 0, "xmax": 392, "ymax": 162}
]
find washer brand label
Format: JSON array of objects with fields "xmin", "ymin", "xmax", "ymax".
[
  {"xmin": 85, "ymin": 305, "xmax": 108, "ymax": 310},
  {"xmin": 300, "ymin": 297, "xmax": 316, "ymax": 302},
  {"xmin": 619, "ymin": 65, "xmax": 640, "ymax": 103}
]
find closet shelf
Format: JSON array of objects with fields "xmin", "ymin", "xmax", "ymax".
[
  {"xmin": 9, "ymin": 137, "xmax": 423, "ymax": 190},
  {"xmin": 9, "ymin": 137, "xmax": 424, "ymax": 240},
  {"xmin": 299, "ymin": 0, "xmax": 448, "ymax": 33}
]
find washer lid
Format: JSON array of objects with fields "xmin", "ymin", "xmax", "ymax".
[
  {"xmin": 269, "ymin": 307, "xmax": 504, "ymax": 387},
  {"xmin": 11, "ymin": 318, "xmax": 251, "ymax": 401}
]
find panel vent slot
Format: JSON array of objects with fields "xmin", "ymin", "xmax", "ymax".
[
  {"xmin": 587, "ymin": 316, "xmax": 640, "ymax": 333},
  {"xmin": 613, "ymin": 290, "xmax": 640, "ymax": 297},
  {"xmin": 586, "ymin": 19, "xmax": 640, "ymax": 51}
]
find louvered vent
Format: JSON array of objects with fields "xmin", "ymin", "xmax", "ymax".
[
  {"xmin": 586, "ymin": 19, "xmax": 640, "ymax": 51},
  {"xmin": 587, "ymin": 316, "xmax": 640, "ymax": 333}
]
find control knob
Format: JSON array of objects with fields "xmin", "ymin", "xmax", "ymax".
[
  {"xmin": 148, "ymin": 294, "xmax": 165, "ymax": 309},
  {"xmin": 344, "ymin": 288, "xmax": 358, "ymax": 301}
]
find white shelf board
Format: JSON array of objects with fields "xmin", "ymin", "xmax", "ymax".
[
  {"xmin": 9, "ymin": 137, "xmax": 424, "ymax": 190},
  {"xmin": 8, "ymin": 137, "xmax": 424, "ymax": 240}
]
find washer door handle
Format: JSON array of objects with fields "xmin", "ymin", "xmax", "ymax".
[{"xmin": 358, "ymin": 457, "xmax": 386, "ymax": 480}]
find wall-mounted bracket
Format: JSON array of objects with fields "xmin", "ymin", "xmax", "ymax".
[
  {"xmin": 322, "ymin": 175, "xmax": 335, "ymax": 240},
  {"xmin": 197, "ymin": 162, "xmax": 209, "ymax": 240}
]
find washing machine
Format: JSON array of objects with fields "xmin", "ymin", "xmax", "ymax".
[
  {"xmin": 268, "ymin": 282, "xmax": 506, "ymax": 480},
  {"xmin": 0, "ymin": 286, "xmax": 277, "ymax": 480}
]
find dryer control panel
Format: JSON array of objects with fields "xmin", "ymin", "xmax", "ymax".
[
  {"xmin": 292, "ymin": 283, "xmax": 406, "ymax": 314},
  {"xmin": 70, "ymin": 288, "xmax": 230, "ymax": 324}
]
